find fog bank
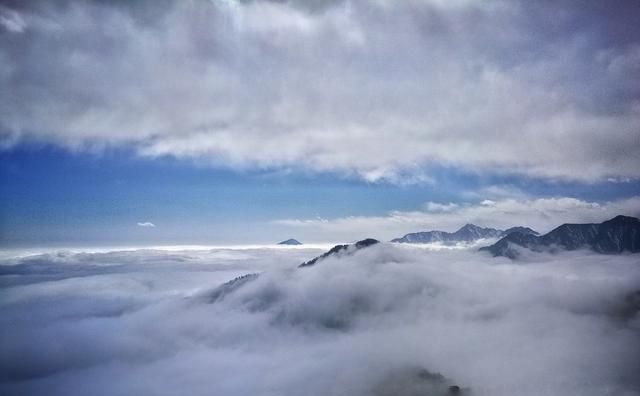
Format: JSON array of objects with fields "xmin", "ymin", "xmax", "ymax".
[{"xmin": 1, "ymin": 245, "xmax": 639, "ymax": 395}]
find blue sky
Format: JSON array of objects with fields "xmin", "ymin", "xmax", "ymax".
[
  {"xmin": 1, "ymin": 0, "xmax": 639, "ymax": 245},
  {"xmin": 2, "ymin": 144, "xmax": 639, "ymax": 246}
]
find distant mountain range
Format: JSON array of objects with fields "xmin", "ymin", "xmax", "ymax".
[
  {"xmin": 278, "ymin": 238, "xmax": 302, "ymax": 245},
  {"xmin": 205, "ymin": 216, "xmax": 639, "ymax": 303},
  {"xmin": 480, "ymin": 215, "xmax": 640, "ymax": 258},
  {"xmin": 391, "ymin": 224, "xmax": 538, "ymax": 244}
]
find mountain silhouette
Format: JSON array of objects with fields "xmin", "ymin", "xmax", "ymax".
[{"xmin": 480, "ymin": 215, "xmax": 640, "ymax": 258}]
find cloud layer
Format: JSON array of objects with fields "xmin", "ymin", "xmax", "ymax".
[
  {"xmin": 1, "ymin": 245, "xmax": 639, "ymax": 396},
  {"xmin": 1, "ymin": 0, "xmax": 639, "ymax": 182}
]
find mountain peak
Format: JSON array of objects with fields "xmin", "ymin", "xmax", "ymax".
[
  {"xmin": 300, "ymin": 238, "xmax": 379, "ymax": 267},
  {"xmin": 278, "ymin": 238, "xmax": 302, "ymax": 245},
  {"xmin": 503, "ymin": 226, "xmax": 539, "ymax": 236},
  {"xmin": 453, "ymin": 223, "xmax": 503, "ymax": 241},
  {"xmin": 458, "ymin": 223, "xmax": 481, "ymax": 231},
  {"xmin": 353, "ymin": 238, "xmax": 380, "ymax": 249},
  {"xmin": 604, "ymin": 215, "xmax": 640, "ymax": 225}
]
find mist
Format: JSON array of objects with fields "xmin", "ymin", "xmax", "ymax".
[{"xmin": 1, "ymin": 244, "xmax": 639, "ymax": 396}]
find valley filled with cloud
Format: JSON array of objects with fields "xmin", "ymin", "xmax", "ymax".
[{"xmin": 2, "ymin": 244, "xmax": 639, "ymax": 396}]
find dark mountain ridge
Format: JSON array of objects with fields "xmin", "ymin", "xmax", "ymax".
[
  {"xmin": 299, "ymin": 238, "xmax": 380, "ymax": 267},
  {"xmin": 503, "ymin": 226, "xmax": 539, "ymax": 236},
  {"xmin": 480, "ymin": 215, "xmax": 640, "ymax": 258}
]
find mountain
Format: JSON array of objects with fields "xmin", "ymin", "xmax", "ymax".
[
  {"xmin": 392, "ymin": 224, "xmax": 508, "ymax": 244},
  {"xmin": 455, "ymin": 224, "xmax": 504, "ymax": 241},
  {"xmin": 299, "ymin": 238, "xmax": 379, "ymax": 267},
  {"xmin": 205, "ymin": 273, "xmax": 260, "ymax": 303},
  {"xmin": 479, "ymin": 233, "xmax": 541, "ymax": 259},
  {"xmin": 503, "ymin": 226, "xmax": 539, "ymax": 236},
  {"xmin": 278, "ymin": 238, "xmax": 302, "ymax": 245},
  {"xmin": 204, "ymin": 239, "xmax": 380, "ymax": 302},
  {"xmin": 480, "ymin": 215, "xmax": 640, "ymax": 258},
  {"xmin": 391, "ymin": 230, "xmax": 449, "ymax": 244}
]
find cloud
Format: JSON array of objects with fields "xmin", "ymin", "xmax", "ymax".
[
  {"xmin": 0, "ymin": 6, "xmax": 26, "ymax": 33},
  {"xmin": 273, "ymin": 196, "xmax": 640, "ymax": 241},
  {"xmin": 1, "ymin": 0, "xmax": 639, "ymax": 182},
  {"xmin": 1, "ymin": 245, "xmax": 639, "ymax": 395},
  {"xmin": 136, "ymin": 222, "xmax": 156, "ymax": 227}
]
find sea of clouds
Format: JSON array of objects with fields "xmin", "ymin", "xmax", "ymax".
[{"xmin": 1, "ymin": 244, "xmax": 639, "ymax": 396}]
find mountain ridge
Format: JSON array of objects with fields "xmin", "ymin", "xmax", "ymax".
[
  {"xmin": 299, "ymin": 238, "xmax": 380, "ymax": 267},
  {"xmin": 480, "ymin": 215, "xmax": 640, "ymax": 258},
  {"xmin": 391, "ymin": 224, "xmax": 538, "ymax": 244}
]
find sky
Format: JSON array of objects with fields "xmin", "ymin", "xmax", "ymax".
[{"xmin": 1, "ymin": 0, "xmax": 639, "ymax": 246}]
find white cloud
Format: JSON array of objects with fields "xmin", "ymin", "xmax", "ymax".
[
  {"xmin": 424, "ymin": 202, "xmax": 460, "ymax": 212},
  {"xmin": 273, "ymin": 196, "xmax": 640, "ymax": 241},
  {"xmin": 137, "ymin": 222, "xmax": 156, "ymax": 228},
  {"xmin": 1, "ymin": 1, "xmax": 639, "ymax": 182},
  {"xmin": 1, "ymin": 245, "xmax": 639, "ymax": 395},
  {"xmin": 0, "ymin": 6, "xmax": 26, "ymax": 33}
]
